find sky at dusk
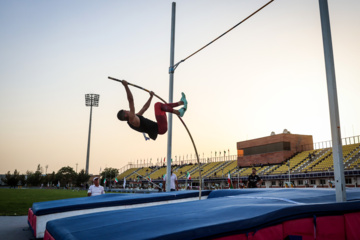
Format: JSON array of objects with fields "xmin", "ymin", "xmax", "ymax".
[{"xmin": 0, "ymin": 0, "xmax": 359, "ymax": 175}]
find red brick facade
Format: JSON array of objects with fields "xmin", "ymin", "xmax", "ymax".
[{"xmin": 237, "ymin": 133, "xmax": 313, "ymax": 167}]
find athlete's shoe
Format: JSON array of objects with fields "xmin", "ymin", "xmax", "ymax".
[
  {"xmin": 181, "ymin": 92, "xmax": 187, "ymax": 110},
  {"xmin": 179, "ymin": 107, "xmax": 186, "ymax": 117}
]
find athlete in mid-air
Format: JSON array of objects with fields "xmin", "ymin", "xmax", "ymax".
[{"xmin": 117, "ymin": 80, "xmax": 187, "ymax": 140}]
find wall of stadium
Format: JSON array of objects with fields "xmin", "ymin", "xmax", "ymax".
[{"xmin": 237, "ymin": 133, "xmax": 313, "ymax": 167}]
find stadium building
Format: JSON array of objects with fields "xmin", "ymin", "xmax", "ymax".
[{"xmin": 116, "ymin": 131, "xmax": 360, "ymax": 190}]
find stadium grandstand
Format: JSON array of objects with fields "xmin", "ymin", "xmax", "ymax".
[{"xmin": 115, "ymin": 132, "xmax": 360, "ymax": 190}]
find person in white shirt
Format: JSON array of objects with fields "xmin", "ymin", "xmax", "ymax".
[
  {"xmin": 163, "ymin": 170, "xmax": 178, "ymax": 191},
  {"xmin": 87, "ymin": 177, "xmax": 105, "ymax": 196}
]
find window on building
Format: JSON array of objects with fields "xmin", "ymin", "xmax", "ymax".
[
  {"xmin": 240, "ymin": 142, "xmax": 291, "ymax": 156},
  {"xmin": 298, "ymin": 180, "xmax": 303, "ymax": 185},
  {"xmin": 271, "ymin": 181, "xmax": 276, "ymax": 186},
  {"xmin": 310, "ymin": 180, "xmax": 316, "ymax": 185},
  {"xmin": 320, "ymin": 179, "xmax": 326, "ymax": 185}
]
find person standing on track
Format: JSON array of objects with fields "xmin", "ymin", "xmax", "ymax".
[
  {"xmin": 163, "ymin": 169, "xmax": 178, "ymax": 191},
  {"xmin": 247, "ymin": 168, "xmax": 263, "ymax": 188},
  {"xmin": 88, "ymin": 177, "xmax": 105, "ymax": 196}
]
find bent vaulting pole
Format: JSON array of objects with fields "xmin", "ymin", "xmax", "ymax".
[
  {"xmin": 318, "ymin": 0, "xmax": 346, "ymax": 202},
  {"xmin": 108, "ymin": 76, "xmax": 202, "ymax": 199}
]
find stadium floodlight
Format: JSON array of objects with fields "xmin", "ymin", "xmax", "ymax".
[
  {"xmin": 85, "ymin": 94, "xmax": 100, "ymax": 107},
  {"xmin": 85, "ymin": 94, "xmax": 100, "ymax": 175}
]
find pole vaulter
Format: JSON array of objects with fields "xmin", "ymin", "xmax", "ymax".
[{"xmin": 108, "ymin": 76, "xmax": 201, "ymax": 197}]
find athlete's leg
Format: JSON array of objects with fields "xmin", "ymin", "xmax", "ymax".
[
  {"xmin": 160, "ymin": 104, "xmax": 180, "ymax": 116},
  {"xmin": 160, "ymin": 92, "xmax": 187, "ymax": 116},
  {"xmin": 180, "ymin": 92, "xmax": 187, "ymax": 110},
  {"xmin": 154, "ymin": 93, "xmax": 188, "ymax": 132},
  {"xmin": 178, "ymin": 92, "xmax": 187, "ymax": 117},
  {"xmin": 154, "ymin": 102, "xmax": 168, "ymax": 135},
  {"xmin": 164, "ymin": 102, "xmax": 182, "ymax": 108}
]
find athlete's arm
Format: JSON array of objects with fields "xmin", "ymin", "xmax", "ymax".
[
  {"xmin": 87, "ymin": 186, "xmax": 92, "ymax": 196},
  {"xmin": 137, "ymin": 91, "xmax": 154, "ymax": 116},
  {"xmin": 122, "ymin": 81, "xmax": 135, "ymax": 115},
  {"xmin": 122, "ymin": 81, "xmax": 139, "ymax": 126}
]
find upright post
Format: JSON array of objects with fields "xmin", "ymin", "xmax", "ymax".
[
  {"xmin": 237, "ymin": 171, "xmax": 239, "ymax": 188},
  {"xmin": 288, "ymin": 160, "xmax": 290, "ymax": 183},
  {"xmin": 166, "ymin": 2, "xmax": 176, "ymax": 192},
  {"xmin": 318, "ymin": 0, "xmax": 346, "ymax": 202}
]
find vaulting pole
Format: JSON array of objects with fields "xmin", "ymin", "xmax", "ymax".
[
  {"xmin": 166, "ymin": 2, "xmax": 176, "ymax": 193},
  {"xmin": 318, "ymin": 0, "xmax": 346, "ymax": 202}
]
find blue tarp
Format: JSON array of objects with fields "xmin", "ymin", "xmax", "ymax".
[
  {"xmin": 32, "ymin": 191, "xmax": 211, "ymax": 216},
  {"xmin": 45, "ymin": 189, "xmax": 360, "ymax": 240}
]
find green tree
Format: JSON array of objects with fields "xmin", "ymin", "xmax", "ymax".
[
  {"xmin": 42, "ymin": 171, "xmax": 56, "ymax": 187},
  {"xmin": 76, "ymin": 169, "xmax": 90, "ymax": 187},
  {"xmin": 26, "ymin": 164, "xmax": 43, "ymax": 186},
  {"xmin": 45, "ymin": 171, "xmax": 57, "ymax": 187},
  {"xmin": 18, "ymin": 174, "xmax": 26, "ymax": 186},
  {"xmin": 2, "ymin": 170, "xmax": 20, "ymax": 188},
  {"xmin": 56, "ymin": 166, "xmax": 76, "ymax": 187},
  {"xmin": 100, "ymin": 167, "xmax": 119, "ymax": 186}
]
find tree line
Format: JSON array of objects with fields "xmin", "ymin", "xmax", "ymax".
[{"xmin": 2, "ymin": 165, "xmax": 120, "ymax": 188}]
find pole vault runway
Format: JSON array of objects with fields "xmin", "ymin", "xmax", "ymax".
[{"xmin": 0, "ymin": 216, "xmax": 33, "ymax": 240}]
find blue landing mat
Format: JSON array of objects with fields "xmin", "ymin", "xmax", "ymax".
[
  {"xmin": 32, "ymin": 190, "xmax": 210, "ymax": 216},
  {"xmin": 45, "ymin": 189, "xmax": 360, "ymax": 240}
]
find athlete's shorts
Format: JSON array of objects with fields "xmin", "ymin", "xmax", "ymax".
[{"xmin": 154, "ymin": 102, "xmax": 167, "ymax": 135}]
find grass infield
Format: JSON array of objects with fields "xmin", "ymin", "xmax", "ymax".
[{"xmin": 0, "ymin": 188, "xmax": 87, "ymax": 216}]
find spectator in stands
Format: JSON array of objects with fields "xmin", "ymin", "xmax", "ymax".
[
  {"xmin": 163, "ymin": 169, "xmax": 178, "ymax": 191},
  {"xmin": 247, "ymin": 168, "xmax": 262, "ymax": 188},
  {"xmin": 88, "ymin": 177, "xmax": 105, "ymax": 197},
  {"xmin": 239, "ymin": 179, "xmax": 245, "ymax": 189}
]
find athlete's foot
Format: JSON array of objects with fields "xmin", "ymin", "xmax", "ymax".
[
  {"xmin": 179, "ymin": 107, "xmax": 186, "ymax": 117},
  {"xmin": 180, "ymin": 92, "xmax": 187, "ymax": 110}
]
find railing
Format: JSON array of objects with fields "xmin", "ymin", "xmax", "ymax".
[
  {"xmin": 119, "ymin": 155, "xmax": 238, "ymax": 175},
  {"xmin": 301, "ymin": 135, "xmax": 360, "ymax": 151}
]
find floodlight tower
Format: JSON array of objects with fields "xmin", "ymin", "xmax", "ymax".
[{"xmin": 85, "ymin": 94, "xmax": 100, "ymax": 175}]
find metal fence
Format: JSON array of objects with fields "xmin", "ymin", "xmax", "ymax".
[{"xmin": 301, "ymin": 135, "xmax": 360, "ymax": 151}]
